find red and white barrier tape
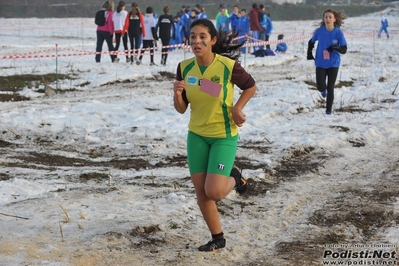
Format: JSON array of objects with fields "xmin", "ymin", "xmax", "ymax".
[{"xmin": 0, "ymin": 31, "xmax": 379, "ymax": 60}]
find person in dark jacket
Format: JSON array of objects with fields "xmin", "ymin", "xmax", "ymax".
[
  {"xmin": 127, "ymin": 2, "xmax": 145, "ymax": 64},
  {"xmin": 157, "ymin": 6, "xmax": 176, "ymax": 65},
  {"xmin": 249, "ymin": 3, "xmax": 262, "ymax": 52}
]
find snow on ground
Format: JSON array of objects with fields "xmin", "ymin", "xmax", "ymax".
[{"xmin": 0, "ymin": 6, "xmax": 399, "ymax": 266}]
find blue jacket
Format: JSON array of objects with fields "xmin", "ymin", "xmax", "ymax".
[
  {"xmin": 216, "ymin": 15, "xmax": 230, "ymax": 32},
  {"xmin": 265, "ymin": 16, "xmax": 273, "ymax": 35},
  {"xmin": 311, "ymin": 26, "xmax": 347, "ymax": 68},
  {"xmin": 260, "ymin": 13, "xmax": 267, "ymax": 30},
  {"xmin": 237, "ymin": 15, "xmax": 250, "ymax": 36},
  {"xmin": 381, "ymin": 17, "xmax": 388, "ymax": 28},
  {"xmin": 229, "ymin": 13, "xmax": 239, "ymax": 30}
]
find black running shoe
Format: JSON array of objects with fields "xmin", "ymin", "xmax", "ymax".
[
  {"xmin": 198, "ymin": 238, "xmax": 226, "ymax": 252},
  {"xmin": 230, "ymin": 166, "xmax": 247, "ymax": 195}
]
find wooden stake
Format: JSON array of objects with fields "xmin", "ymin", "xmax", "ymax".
[
  {"xmin": 59, "ymin": 221, "xmax": 65, "ymax": 242},
  {"xmin": 0, "ymin": 212, "xmax": 29, "ymax": 220}
]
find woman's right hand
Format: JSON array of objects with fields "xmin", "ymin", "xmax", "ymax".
[{"xmin": 173, "ymin": 80, "xmax": 186, "ymax": 96}]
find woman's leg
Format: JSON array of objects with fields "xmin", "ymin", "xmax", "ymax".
[
  {"xmin": 191, "ymin": 173, "xmax": 223, "ymax": 235},
  {"xmin": 138, "ymin": 40, "xmax": 149, "ymax": 62},
  {"xmin": 114, "ymin": 33, "xmax": 122, "ymax": 58},
  {"xmin": 134, "ymin": 35, "xmax": 140, "ymax": 59},
  {"xmin": 148, "ymin": 40, "xmax": 155, "ymax": 64},
  {"xmin": 187, "ymin": 132, "xmax": 237, "ymax": 233},
  {"xmin": 316, "ymin": 67, "xmax": 327, "ymax": 93},
  {"xmin": 105, "ymin": 32, "xmax": 116, "ymax": 62},
  {"xmin": 122, "ymin": 33, "xmax": 129, "ymax": 60},
  {"xmin": 161, "ymin": 37, "xmax": 170, "ymax": 64},
  {"xmin": 128, "ymin": 31, "xmax": 134, "ymax": 61},
  {"xmin": 326, "ymin": 67, "xmax": 339, "ymax": 113},
  {"xmin": 95, "ymin": 31, "xmax": 105, "ymax": 62}
]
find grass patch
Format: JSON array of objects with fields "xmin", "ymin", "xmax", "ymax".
[
  {"xmin": 329, "ymin": 125, "xmax": 350, "ymax": 133},
  {"xmin": 0, "ymin": 74, "xmax": 71, "ymax": 92},
  {"xmin": 79, "ymin": 172, "xmax": 109, "ymax": 183},
  {"xmin": 335, "ymin": 80, "xmax": 354, "ymax": 88},
  {"xmin": 0, "ymin": 173, "xmax": 11, "ymax": 181}
]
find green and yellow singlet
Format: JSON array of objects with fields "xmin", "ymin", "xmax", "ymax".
[{"xmin": 179, "ymin": 54, "xmax": 238, "ymax": 138}]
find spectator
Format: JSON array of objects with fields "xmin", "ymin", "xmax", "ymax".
[
  {"xmin": 137, "ymin": 6, "xmax": 158, "ymax": 66},
  {"xmin": 215, "ymin": 4, "xmax": 229, "ymax": 21},
  {"xmin": 229, "ymin": 5, "xmax": 239, "ymax": 34},
  {"xmin": 171, "ymin": 16, "xmax": 184, "ymax": 48},
  {"xmin": 265, "ymin": 12, "xmax": 274, "ymax": 49},
  {"xmin": 194, "ymin": 4, "xmax": 202, "ymax": 15},
  {"xmin": 258, "ymin": 4, "xmax": 267, "ymax": 49},
  {"xmin": 275, "ymin": 34, "xmax": 287, "ymax": 53},
  {"xmin": 216, "ymin": 8, "xmax": 230, "ymax": 32},
  {"xmin": 199, "ymin": 6, "xmax": 207, "ymax": 19},
  {"xmin": 180, "ymin": 7, "xmax": 191, "ymax": 43},
  {"xmin": 157, "ymin": 6, "xmax": 175, "ymax": 65},
  {"xmin": 95, "ymin": 1, "xmax": 117, "ymax": 63},
  {"xmin": 176, "ymin": 5, "xmax": 186, "ymax": 18},
  {"xmin": 249, "ymin": 3, "xmax": 262, "ymax": 52},
  {"xmin": 127, "ymin": 2, "xmax": 145, "ymax": 64},
  {"xmin": 184, "ymin": 10, "xmax": 198, "ymax": 43},
  {"xmin": 237, "ymin": 9, "xmax": 250, "ymax": 54},
  {"xmin": 113, "ymin": 1, "xmax": 129, "ymax": 62},
  {"xmin": 377, "ymin": 12, "xmax": 389, "ymax": 39}
]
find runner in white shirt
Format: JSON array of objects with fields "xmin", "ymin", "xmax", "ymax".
[{"xmin": 137, "ymin": 6, "xmax": 158, "ymax": 65}]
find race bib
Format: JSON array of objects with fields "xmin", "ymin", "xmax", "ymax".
[{"xmin": 200, "ymin": 79, "xmax": 222, "ymax": 97}]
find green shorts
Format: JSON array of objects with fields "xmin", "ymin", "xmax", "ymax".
[{"xmin": 187, "ymin": 131, "xmax": 238, "ymax": 176}]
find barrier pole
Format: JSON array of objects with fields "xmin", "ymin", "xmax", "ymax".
[
  {"xmin": 56, "ymin": 43, "xmax": 59, "ymax": 94},
  {"xmin": 373, "ymin": 30, "xmax": 375, "ymax": 65}
]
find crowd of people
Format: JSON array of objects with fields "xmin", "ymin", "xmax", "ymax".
[{"xmin": 95, "ymin": 1, "xmax": 278, "ymax": 65}]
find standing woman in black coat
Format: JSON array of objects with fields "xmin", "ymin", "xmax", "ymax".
[
  {"xmin": 127, "ymin": 3, "xmax": 146, "ymax": 64},
  {"xmin": 157, "ymin": 6, "xmax": 176, "ymax": 65}
]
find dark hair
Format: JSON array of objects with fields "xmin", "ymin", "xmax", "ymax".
[
  {"xmin": 259, "ymin": 4, "xmax": 264, "ymax": 9},
  {"xmin": 190, "ymin": 19, "xmax": 244, "ymax": 61},
  {"xmin": 146, "ymin": 6, "xmax": 153, "ymax": 14},
  {"xmin": 117, "ymin": 1, "xmax": 125, "ymax": 13},
  {"xmin": 252, "ymin": 3, "xmax": 258, "ymax": 8}
]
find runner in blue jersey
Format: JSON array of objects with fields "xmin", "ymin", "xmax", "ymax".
[{"xmin": 307, "ymin": 9, "xmax": 347, "ymax": 115}]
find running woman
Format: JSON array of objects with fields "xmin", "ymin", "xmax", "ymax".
[
  {"xmin": 307, "ymin": 9, "xmax": 347, "ymax": 115},
  {"xmin": 173, "ymin": 19, "xmax": 257, "ymax": 252}
]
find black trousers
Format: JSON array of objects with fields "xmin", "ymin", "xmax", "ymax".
[
  {"xmin": 114, "ymin": 33, "xmax": 129, "ymax": 59},
  {"xmin": 139, "ymin": 39, "xmax": 155, "ymax": 63},
  {"xmin": 160, "ymin": 37, "xmax": 171, "ymax": 63},
  {"xmin": 128, "ymin": 32, "xmax": 141, "ymax": 59},
  {"xmin": 95, "ymin": 30, "xmax": 116, "ymax": 62},
  {"xmin": 316, "ymin": 67, "xmax": 339, "ymax": 113}
]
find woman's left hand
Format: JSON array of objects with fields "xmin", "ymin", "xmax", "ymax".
[{"xmin": 232, "ymin": 107, "xmax": 246, "ymax": 127}]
